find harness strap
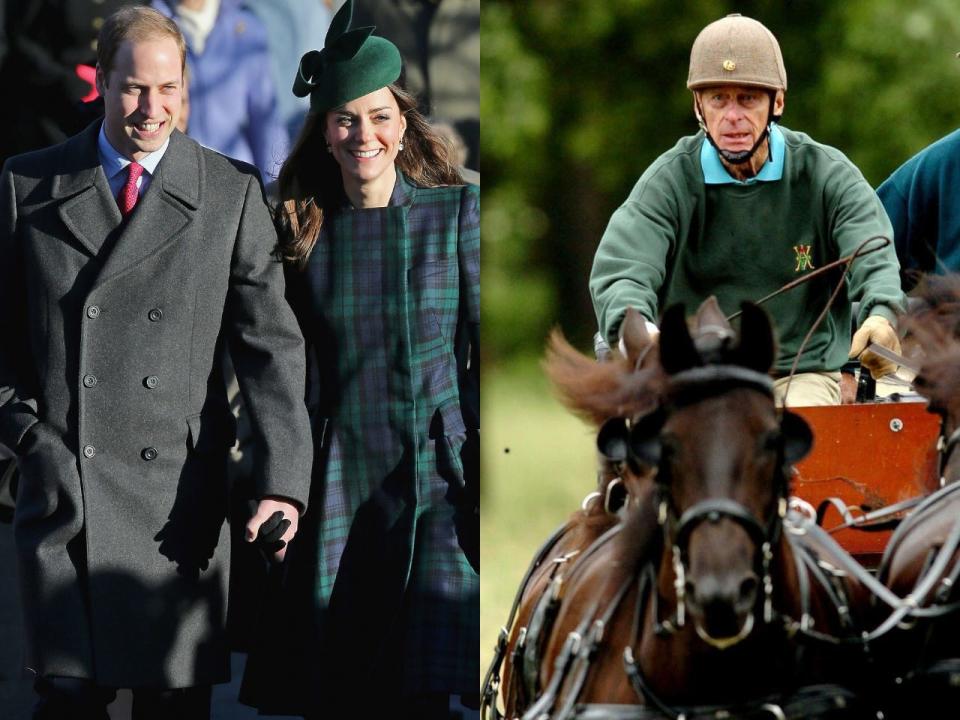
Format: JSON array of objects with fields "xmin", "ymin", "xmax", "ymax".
[
  {"xmin": 608, "ymin": 681, "xmax": 862, "ymax": 720},
  {"xmin": 790, "ymin": 536, "xmax": 852, "ymax": 634},
  {"xmin": 869, "ymin": 504, "xmax": 960, "ymax": 642},
  {"xmin": 517, "ymin": 524, "xmax": 625, "ymax": 719},
  {"xmin": 788, "ymin": 514, "xmax": 902, "ymax": 614},
  {"xmin": 481, "ymin": 521, "xmax": 574, "ymax": 720},
  {"xmin": 554, "ymin": 575, "xmax": 637, "ymax": 720},
  {"xmin": 879, "ymin": 480, "xmax": 960, "ymax": 578},
  {"xmin": 521, "ymin": 613, "xmax": 596, "ymax": 720},
  {"xmin": 816, "ymin": 495, "xmax": 923, "ymax": 534},
  {"xmin": 937, "ymin": 424, "xmax": 960, "ymax": 481}
]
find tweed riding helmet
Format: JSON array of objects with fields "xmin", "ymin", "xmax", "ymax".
[{"xmin": 687, "ymin": 14, "xmax": 786, "ymax": 165}]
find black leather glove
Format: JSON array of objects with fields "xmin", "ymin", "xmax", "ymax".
[{"xmin": 255, "ymin": 510, "xmax": 291, "ymax": 561}]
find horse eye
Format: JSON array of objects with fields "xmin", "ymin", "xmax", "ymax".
[
  {"xmin": 760, "ymin": 431, "xmax": 781, "ymax": 453},
  {"xmin": 660, "ymin": 433, "xmax": 680, "ymax": 456}
]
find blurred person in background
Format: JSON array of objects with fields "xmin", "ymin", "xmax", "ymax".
[
  {"xmin": 248, "ymin": 0, "xmax": 336, "ymax": 146},
  {"xmin": 878, "ymin": 128, "xmax": 960, "ymax": 289},
  {"xmin": 431, "ymin": 118, "xmax": 479, "ymax": 186},
  {"xmin": 152, "ymin": 0, "xmax": 288, "ymax": 181},
  {"xmin": 353, "ymin": 0, "xmax": 479, "ymax": 171},
  {"xmin": 239, "ymin": 2, "xmax": 479, "ymax": 717},
  {"xmin": 0, "ymin": 0, "xmax": 147, "ymax": 165}
]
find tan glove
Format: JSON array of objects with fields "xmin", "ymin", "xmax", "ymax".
[{"xmin": 848, "ymin": 315, "xmax": 901, "ymax": 380}]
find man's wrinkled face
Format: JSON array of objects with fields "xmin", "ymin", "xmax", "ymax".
[
  {"xmin": 696, "ymin": 85, "xmax": 784, "ymax": 155},
  {"xmin": 96, "ymin": 37, "xmax": 183, "ymax": 161}
]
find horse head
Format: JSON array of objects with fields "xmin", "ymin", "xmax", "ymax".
[
  {"xmin": 903, "ymin": 275, "xmax": 960, "ymax": 484},
  {"xmin": 603, "ymin": 298, "xmax": 813, "ymax": 649}
]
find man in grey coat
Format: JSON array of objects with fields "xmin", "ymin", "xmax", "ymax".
[{"xmin": 0, "ymin": 7, "xmax": 312, "ymax": 718}]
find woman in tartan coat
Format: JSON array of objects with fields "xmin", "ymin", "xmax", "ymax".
[{"xmin": 240, "ymin": 2, "xmax": 479, "ymax": 717}]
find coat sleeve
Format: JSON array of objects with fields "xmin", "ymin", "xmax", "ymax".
[
  {"xmin": 0, "ymin": 160, "xmax": 41, "ymax": 453},
  {"xmin": 224, "ymin": 175, "xmax": 313, "ymax": 511},
  {"xmin": 876, "ymin": 169, "xmax": 916, "ymax": 276},
  {"xmin": 457, "ymin": 185, "xmax": 480, "ymax": 509},
  {"xmin": 589, "ymin": 169, "xmax": 678, "ymax": 344},
  {"xmin": 827, "ymin": 160, "xmax": 907, "ymax": 326},
  {"xmin": 456, "ymin": 185, "xmax": 480, "ymax": 434}
]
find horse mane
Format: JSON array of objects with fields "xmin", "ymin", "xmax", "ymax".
[
  {"xmin": 900, "ymin": 275, "xmax": 960, "ymax": 408},
  {"xmin": 903, "ymin": 274, "xmax": 960, "ymax": 343},
  {"xmin": 908, "ymin": 274, "xmax": 960, "ymax": 319},
  {"xmin": 542, "ymin": 329, "xmax": 664, "ymax": 427}
]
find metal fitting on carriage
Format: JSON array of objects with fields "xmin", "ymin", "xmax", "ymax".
[{"xmin": 759, "ymin": 703, "xmax": 788, "ymax": 720}]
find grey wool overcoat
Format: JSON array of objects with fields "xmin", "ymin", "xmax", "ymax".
[{"xmin": 0, "ymin": 122, "xmax": 313, "ymax": 688}]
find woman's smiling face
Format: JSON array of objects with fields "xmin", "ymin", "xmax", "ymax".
[{"xmin": 324, "ymin": 86, "xmax": 407, "ymax": 193}]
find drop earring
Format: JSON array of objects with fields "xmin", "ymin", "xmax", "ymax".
[{"xmin": 398, "ymin": 138, "xmax": 405, "ymax": 151}]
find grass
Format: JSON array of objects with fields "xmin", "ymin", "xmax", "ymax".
[{"xmin": 480, "ymin": 358, "xmax": 599, "ymax": 690}]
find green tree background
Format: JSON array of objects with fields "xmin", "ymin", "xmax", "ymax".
[{"xmin": 481, "ymin": 0, "xmax": 960, "ymax": 364}]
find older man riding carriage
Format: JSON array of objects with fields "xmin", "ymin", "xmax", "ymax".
[{"xmin": 482, "ymin": 12, "xmax": 960, "ymax": 720}]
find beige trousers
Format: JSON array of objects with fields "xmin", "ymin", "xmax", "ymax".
[{"xmin": 773, "ymin": 371, "xmax": 842, "ymax": 407}]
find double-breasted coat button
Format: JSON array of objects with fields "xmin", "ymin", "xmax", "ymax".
[
  {"xmin": 148, "ymin": 308, "xmax": 163, "ymax": 322},
  {"xmin": 83, "ymin": 445, "xmax": 96, "ymax": 458},
  {"xmin": 144, "ymin": 375, "xmax": 160, "ymax": 389},
  {"xmin": 141, "ymin": 447, "xmax": 159, "ymax": 461},
  {"xmin": 82, "ymin": 374, "xmax": 97, "ymax": 388},
  {"xmin": 86, "ymin": 305, "xmax": 101, "ymax": 319}
]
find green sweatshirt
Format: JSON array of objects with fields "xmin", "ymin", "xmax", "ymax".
[{"xmin": 590, "ymin": 126, "xmax": 906, "ymax": 374}]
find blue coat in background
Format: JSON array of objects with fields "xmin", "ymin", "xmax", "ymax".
[
  {"xmin": 877, "ymin": 128, "xmax": 960, "ymax": 288},
  {"xmin": 153, "ymin": 0, "xmax": 289, "ymax": 182}
]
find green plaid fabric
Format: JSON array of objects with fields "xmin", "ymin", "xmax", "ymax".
[{"xmin": 296, "ymin": 173, "xmax": 479, "ymax": 697}]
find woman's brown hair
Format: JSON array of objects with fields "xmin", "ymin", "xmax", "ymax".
[{"xmin": 277, "ymin": 84, "xmax": 464, "ymax": 268}]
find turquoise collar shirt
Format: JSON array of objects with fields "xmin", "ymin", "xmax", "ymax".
[{"xmin": 701, "ymin": 124, "xmax": 785, "ymax": 185}]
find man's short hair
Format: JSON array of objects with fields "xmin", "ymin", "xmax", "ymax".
[{"xmin": 96, "ymin": 6, "xmax": 186, "ymax": 80}]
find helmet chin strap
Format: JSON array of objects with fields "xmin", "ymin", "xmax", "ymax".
[{"xmin": 696, "ymin": 93, "xmax": 781, "ymax": 166}]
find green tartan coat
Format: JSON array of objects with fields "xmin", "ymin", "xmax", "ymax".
[{"xmin": 242, "ymin": 173, "xmax": 479, "ymax": 713}]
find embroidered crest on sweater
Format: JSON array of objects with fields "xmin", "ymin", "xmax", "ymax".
[{"xmin": 793, "ymin": 244, "xmax": 814, "ymax": 272}]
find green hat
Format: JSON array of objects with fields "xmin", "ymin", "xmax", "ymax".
[{"xmin": 292, "ymin": 0, "xmax": 402, "ymax": 114}]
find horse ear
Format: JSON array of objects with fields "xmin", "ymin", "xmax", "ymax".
[
  {"xmin": 628, "ymin": 409, "xmax": 665, "ymax": 467},
  {"xmin": 597, "ymin": 417, "xmax": 629, "ymax": 463},
  {"xmin": 694, "ymin": 295, "xmax": 731, "ymax": 334},
  {"xmin": 621, "ymin": 307, "xmax": 652, "ymax": 367},
  {"xmin": 733, "ymin": 302, "xmax": 777, "ymax": 373},
  {"xmin": 659, "ymin": 303, "xmax": 700, "ymax": 374},
  {"xmin": 780, "ymin": 410, "xmax": 814, "ymax": 464}
]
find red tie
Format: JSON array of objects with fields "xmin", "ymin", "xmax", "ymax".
[{"xmin": 118, "ymin": 162, "xmax": 144, "ymax": 217}]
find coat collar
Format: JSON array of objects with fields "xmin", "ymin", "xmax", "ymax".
[
  {"xmin": 52, "ymin": 124, "xmax": 201, "ymax": 207},
  {"xmin": 93, "ymin": 130, "xmax": 201, "ymax": 288},
  {"xmin": 390, "ymin": 170, "xmax": 417, "ymax": 209},
  {"xmin": 334, "ymin": 169, "xmax": 418, "ymax": 212},
  {"xmin": 53, "ymin": 123, "xmax": 202, "ymax": 286}
]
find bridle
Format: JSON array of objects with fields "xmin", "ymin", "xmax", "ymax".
[
  {"xmin": 936, "ymin": 422, "xmax": 960, "ymax": 486},
  {"xmin": 644, "ymin": 365, "xmax": 789, "ymax": 643}
]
